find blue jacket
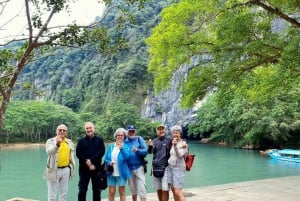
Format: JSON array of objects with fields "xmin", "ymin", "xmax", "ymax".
[
  {"xmin": 104, "ymin": 143, "xmax": 131, "ymax": 179},
  {"xmin": 124, "ymin": 136, "xmax": 148, "ymax": 171}
]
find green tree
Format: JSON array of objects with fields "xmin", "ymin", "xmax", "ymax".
[
  {"xmin": 2, "ymin": 100, "xmax": 82, "ymax": 143},
  {"xmin": 95, "ymin": 102, "xmax": 153, "ymax": 141},
  {"xmin": 189, "ymin": 66, "xmax": 300, "ymax": 148},
  {"xmin": 146, "ymin": 0, "xmax": 300, "ymax": 107},
  {"xmin": 0, "ymin": 0, "xmax": 146, "ymax": 132}
]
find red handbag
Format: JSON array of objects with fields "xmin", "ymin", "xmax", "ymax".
[{"xmin": 185, "ymin": 154, "xmax": 195, "ymax": 171}]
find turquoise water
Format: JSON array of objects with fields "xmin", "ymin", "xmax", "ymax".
[{"xmin": 1, "ymin": 143, "xmax": 300, "ymax": 201}]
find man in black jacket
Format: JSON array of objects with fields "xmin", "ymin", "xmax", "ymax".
[
  {"xmin": 76, "ymin": 122, "xmax": 105, "ymax": 201},
  {"xmin": 147, "ymin": 125, "xmax": 172, "ymax": 201}
]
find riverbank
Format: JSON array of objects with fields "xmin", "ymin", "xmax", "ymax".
[
  {"xmin": 0, "ymin": 143, "xmax": 45, "ymax": 150},
  {"xmin": 105, "ymin": 175, "xmax": 300, "ymax": 201},
  {"xmin": 7, "ymin": 175, "xmax": 300, "ymax": 201}
]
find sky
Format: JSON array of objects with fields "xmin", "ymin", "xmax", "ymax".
[{"xmin": 0, "ymin": 0, "xmax": 105, "ymax": 45}]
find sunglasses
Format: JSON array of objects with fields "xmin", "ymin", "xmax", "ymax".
[{"xmin": 58, "ymin": 129, "xmax": 67, "ymax": 132}]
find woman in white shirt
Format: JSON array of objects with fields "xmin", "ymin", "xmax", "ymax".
[
  {"xmin": 104, "ymin": 128, "xmax": 131, "ymax": 201},
  {"xmin": 167, "ymin": 125, "xmax": 188, "ymax": 201}
]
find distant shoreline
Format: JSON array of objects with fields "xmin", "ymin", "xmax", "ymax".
[{"xmin": 0, "ymin": 143, "xmax": 45, "ymax": 150}]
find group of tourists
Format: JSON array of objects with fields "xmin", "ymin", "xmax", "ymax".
[{"xmin": 43, "ymin": 121, "xmax": 189, "ymax": 201}]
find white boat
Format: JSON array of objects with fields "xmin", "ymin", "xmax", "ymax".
[{"xmin": 266, "ymin": 149, "xmax": 300, "ymax": 163}]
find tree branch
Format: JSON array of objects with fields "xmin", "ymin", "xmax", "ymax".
[
  {"xmin": 0, "ymin": 0, "xmax": 9, "ymax": 15},
  {"xmin": 0, "ymin": 72, "xmax": 13, "ymax": 80},
  {"xmin": 24, "ymin": 0, "xmax": 33, "ymax": 44},
  {"xmin": 248, "ymin": 0, "xmax": 300, "ymax": 28},
  {"xmin": 33, "ymin": 5, "xmax": 56, "ymax": 44},
  {"xmin": 0, "ymin": 84, "xmax": 5, "ymax": 96}
]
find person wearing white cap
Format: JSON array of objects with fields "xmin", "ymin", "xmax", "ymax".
[{"xmin": 147, "ymin": 125, "xmax": 172, "ymax": 201}]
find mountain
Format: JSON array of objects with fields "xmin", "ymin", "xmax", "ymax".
[{"xmin": 13, "ymin": 0, "xmax": 197, "ymax": 132}]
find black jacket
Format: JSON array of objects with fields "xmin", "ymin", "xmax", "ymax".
[
  {"xmin": 148, "ymin": 136, "xmax": 172, "ymax": 168},
  {"xmin": 76, "ymin": 134, "xmax": 105, "ymax": 172}
]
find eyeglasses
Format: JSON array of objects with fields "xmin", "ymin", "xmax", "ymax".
[
  {"xmin": 58, "ymin": 129, "xmax": 67, "ymax": 132},
  {"xmin": 116, "ymin": 134, "xmax": 124, "ymax": 137}
]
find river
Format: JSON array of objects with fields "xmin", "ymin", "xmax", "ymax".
[{"xmin": 1, "ymin": 143, "xmax": 300, "ymax": 201}]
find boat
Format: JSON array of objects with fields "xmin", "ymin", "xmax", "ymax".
[{"xmin": 266, "ymin": 149, "xmax": 300, "ymax": 163}]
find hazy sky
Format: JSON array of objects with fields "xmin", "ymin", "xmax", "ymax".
[{"xmin": 0, "ymin": 0, "xmax": 105, "ymax": 44}]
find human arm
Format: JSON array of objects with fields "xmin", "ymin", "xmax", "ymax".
[
  {"xmin": 147, "ymin": 139, "xmax": 154, "ymax": 154},
  {"xmin": 75, "ymin": 139, "xmax": 86, "ymax": 162},
  {"xmin": 45, "ymin": 138, "xmax": 59, "ymax": 155},
  {"xmin": 104, "ymin": 144, "xmax": 113, "ymax": 166},
  {"xmin": 174, "ymin": 140, "xmax": 189, "ymax": 158},
  {"xmin": 119, "ymin": 143, "xmax": 130, "ymax": 160}
]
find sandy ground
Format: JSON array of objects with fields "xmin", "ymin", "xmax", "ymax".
[{"xmin": 0, "ymin": 143, "xmax": 45, "ymax": 150}]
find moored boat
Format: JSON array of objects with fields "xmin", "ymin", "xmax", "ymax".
[{"xmin": 266, "ymin": 149, "xmax": 300, "ymax": 163}]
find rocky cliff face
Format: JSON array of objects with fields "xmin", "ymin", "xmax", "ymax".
[{"xmin": 141, "ymin": 64, "xmax": 200, "ymax": 131}]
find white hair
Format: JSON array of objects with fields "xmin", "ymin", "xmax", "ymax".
[
  {"xmin": 170, "ymin": 125, "xmax": 182, "ymax": 134},
  {"xmin": 114, "ymin": 128, "xmax": 127, "ymax": 138}
]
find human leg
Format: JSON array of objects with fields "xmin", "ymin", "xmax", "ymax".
[
  {"xmin": 153, "ymin": 167, "xmax": 169, "ymax": 201},
  {"xmin": 118, "ymin": 186, "xmax": 126, "ymax": 201},
  {"xmin": 155, "ymin": 189, "xmax": 169, "ymax": 201},
  {"xmin": 115, "ymin": 176, "xmax": 127, "ymax": 201},
  {"xmin": 131, "ymin": 194, "xmax": 137, "ymax": 201},
  {"xmin": 108, "ymin": 186, "xmax": 116, "ymax": 201},
  {"xmin": 128, "ymin": 172, "xmax": 137, "ymax": 201},
  {"xmin": 169, "ymin": 168, "xmax": 185, "ymax": 201},
  {"xmin": 78, "ymin": 171, "xmax": 90, "ymax": 201},
  {"xmin": 160, "ymin": 167, "xmax": 169, "ymax": 201},
  {"xmin": 161, "ymin": 190, "xmax": 169, "ymax": 201},
  {"xmin": 47, "ymin": 179, "xmax": 58, "ymax": 201},
  {"xmin": 58, "ymin": 167, "xmax": 70, "ymax": 201},
  {"xmin": 134, "ymin": 167, "xmax": 147, "ymax": 201},
  {"xmin": 156, "ymin": 189, "xmax": 162, "ymax": 201},
  {"xmin": 170, "ymin": 185, "xmax": 185, "ymax": 201},
  {"xmin": 91, "ymin": 171, "xmax": 101, "ymax": 201},
  {"xmin": 108, "ymin": 175, "xmax": 117, "ymax": 201}
]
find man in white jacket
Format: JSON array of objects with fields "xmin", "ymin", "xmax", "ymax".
[{"xmin": 43, "ymin": 124, "xmax": 75, "ymax": 201}]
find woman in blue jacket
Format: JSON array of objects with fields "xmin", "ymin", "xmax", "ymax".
[{"xmin": 104, "ymin": 128, "xmax": 131, "ymax": 201}]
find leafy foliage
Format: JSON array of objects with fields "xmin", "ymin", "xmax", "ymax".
[
  {"xmin": 1, "ymin": 100, "xmax": 82, "ymax": 143},
  {"xmin": 146, "ymin": 0, "xmax": 300, "ymax": 147},
  {"xmin": 146, "ymin": 0, "xmax": 300, "ymax": 107},
  {"xmin": 0, "ymin": 0, "xmax": 152, "ymax": 132},
  {"xmin": 1, "ymin": 0, "xmax": 167, "ymax": 142}
]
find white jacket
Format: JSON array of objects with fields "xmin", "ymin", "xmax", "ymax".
[
  {"xmin": 168, "ymin": 139, "xmax": 188, "ymax": 169},
  {"xmin": 43, "ymin": 137, "xmax": 75, "ymax": 181}
]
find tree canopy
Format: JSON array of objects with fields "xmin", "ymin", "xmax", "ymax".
[
  {"xmin": 146, "ymin": 0, "xmax": 300, "ymax": 107},
  {"xmin": 0, "ymin": 0, "xmax": 147, "ymax": 131},
  {"xmin": 146, "ymin": 0, "xmax": 300, "ymax": 147}
]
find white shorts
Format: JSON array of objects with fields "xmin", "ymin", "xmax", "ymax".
[
  {"xmin": 152, "ymin": 167, "xmax": 169, "ymax": 191},
  {"xmin": 167, "ymin": 167, "xmax": 185, "ymax": 188}
]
